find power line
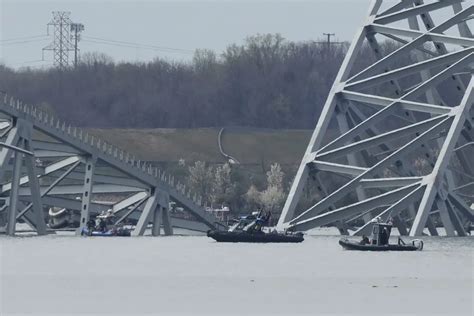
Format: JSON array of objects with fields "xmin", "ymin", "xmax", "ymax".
[
  {"xmin": 82, "ymin": 39, "xmax": 194, "ymax": 55},
  {"xmin": 23, "ymin": 63, "xmax": 55, "ymax": 69},
  {"xmin": 0, "ymin": 35, "xmax": 48, "ymax": 42},
  {"xmin": 0, "ymin": 38, "xmax": 49, "ymax": 46},
  {"xmin": 9, "ymin": 59, "xmax": 49, "ymax": 65},
  {"xmin": 83, "ymin": 35, "xmax": 194, "ymax": 54},
  {"xmin": 84, "ymin": 35, "xmax": 194, "ymax": 52},
  {"xmin": 312, "ymin": 41, "xmax": 346, "ymax": 45}
]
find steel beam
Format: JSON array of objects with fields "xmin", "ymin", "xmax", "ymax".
[
  {"xmin": 161, "ymin": 193, "xmax": 173, "ymax": 236},
  {"xmin": 411, "ymin": 76, "xmax": 474, "ymax": 236},
  {"xmin": 22, "ymin": 138, "xmax": 47, "ymax": 235},
  {"xmin": 6, "ymin": 150, "xmax": 22, "ymax": 235},
  {"xmin": 277, "ymin": 1, "xmax": 381, "ymax": 227},
  {"xmin": 133, "ymin": 190, "xmax": 158, "ymax": 236}
]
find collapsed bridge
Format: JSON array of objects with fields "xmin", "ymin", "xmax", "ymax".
[
  {"xmin": 0, "ymin": 94, "xmax": 224, "ymax": 236},
  {"xmin": 278, "ymin": 0, "xmax": 474, "ymax": 236}
]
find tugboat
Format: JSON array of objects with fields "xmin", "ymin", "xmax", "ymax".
[
  {"xmin": 81, "ymin": 210, "xmax": 131, "ymax": 237},
  {"xmin": 207, "ymin": 211, "xmax": 304, "ymax": 243},
  {"xmin": 339, "ymin": 220, "xmax": 423, "ymax": 251}
]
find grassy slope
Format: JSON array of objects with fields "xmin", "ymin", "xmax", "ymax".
[{"xmin": 89, "ymin": 127, "xmax": 312, "ymax": 165}]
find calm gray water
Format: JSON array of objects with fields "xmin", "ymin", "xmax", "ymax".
[{"xmin": 1, "ymin": 234, "xmax": 473, "ymax": 316}]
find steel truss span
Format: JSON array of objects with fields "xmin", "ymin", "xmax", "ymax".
[
  {"xmin": 278, "ymin": 0, "xmax": 474, "ymax": 237},
  {"xmin": 0, "ymin": 96, "xmax": 223, "ymax": 236}
]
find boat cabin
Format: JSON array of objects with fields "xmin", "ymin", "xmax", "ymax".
[
  {"xmin": 370, "ymin": 223, "xmax": 392, "ymax": 245},
  {"xmin": 228, "ymin": 211, "xmax": 269, "ymax": 233}
]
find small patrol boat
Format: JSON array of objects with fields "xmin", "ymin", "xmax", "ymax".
[
  {"xmin": 81, "ymin": 227, "xmax": 131, "ymax": 237},
  {"xmin": 207, "ymin": 212, "xmax": 304, "ymax": 243},
  {"xmin": 80, "ymin": 210, "xmax": 131, "ymax": 237},
  {"xmin": 339, "ymin": 222, "xmax": 423, "ymax": 251}
]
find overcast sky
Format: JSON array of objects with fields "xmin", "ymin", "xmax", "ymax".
[{"xmin": 0, "ymin": 0, "xmax": 376, "ymax": 68}]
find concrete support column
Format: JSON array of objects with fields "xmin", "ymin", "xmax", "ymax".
[{"xmin": 77, "ymin": 156, "xmax": 96, "ymax": 235}]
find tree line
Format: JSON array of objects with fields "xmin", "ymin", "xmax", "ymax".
[{"xmin": 0, "ymin": 34, "xmax": 356, "ymax": 129}]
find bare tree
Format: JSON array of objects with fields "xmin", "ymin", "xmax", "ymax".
[
  {"xmin": 244, "ymin": 185, "xmax": 261, "ymax": 211},
  {"xmin": 187, "ymin": 161, "xmax": 213, "ymax": 204},
  {"xmin": 266, "ymin": 162, "xmax": 284, "ymax": 190},
  {"xmin": 260, "ymin": 163, "xmax": 286, "ymax": 213},
  {"xmin": 260, "ymin": 185, "xmax": 285, "ymax": 214},
  {"xmin": 211, "ymin": 163, "xmax": 236, "ymax": 207}
]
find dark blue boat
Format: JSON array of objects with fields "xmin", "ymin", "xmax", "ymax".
[
  {"xmin": 339, "ymin": 222, "xmax": 423, "ymax": 251},
  {"xmin": 81, "ymin": 227, "xmax": 131, "ymax": 237},
  {"xmin": 207, "ymin": 211, "xmax": 304, "ymax": 243},
  {"xmin": 339, "ymin": 238, "xmax": 422, "ymax": 251},
  {"xmin": 207, "ymin": 230, "xmax": 304, "ymax": 243}
]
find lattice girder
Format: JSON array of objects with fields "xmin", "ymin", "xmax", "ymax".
[
  {"xmin": 0, "ymin": 95, "xmax": 223, "ymax": 236},
  {"xmin": 278, "ymin": 0, "xmax": 474, "ymax": 237}
]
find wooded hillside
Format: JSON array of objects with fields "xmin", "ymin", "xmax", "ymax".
[{"xmin": 0, "ymin": 34, "xmax": 356, "ymax": 129}]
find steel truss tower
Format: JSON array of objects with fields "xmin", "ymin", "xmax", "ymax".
[
  {"xmin": 278, "ymin": 0, "xmax": 474, "ymax": 237},
  {"xmin": 43, "ymin": 11, "xmax": 75, "ymax": 69}
]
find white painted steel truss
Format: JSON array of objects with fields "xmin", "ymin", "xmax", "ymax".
[
  {"xmin": 0, "ymin": 95, "xmax": 223, "ymax": 236},
  {"xmin": 278, "ymin": 0, "xmax": 474, "ymax": 236}
]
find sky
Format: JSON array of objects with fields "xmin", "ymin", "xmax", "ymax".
[{"xmin": 0, "ymin": 0, "xmax": 376, "ymax": 68}]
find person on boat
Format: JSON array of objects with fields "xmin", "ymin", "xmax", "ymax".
[
  {"xmin": 87, "ymin": 218, "xmax": 95, "ymax": 228},
  {"xmin": 105, "ymin": 209, "xmax": 115, "ymax": 225},
  {"xmin": 86, "ymin": 219, "xmax": 96, "ymax": 233},
  {"xmin": 380, "ymin": 227, "xmax": 389, "ymax": 245},
  {"xmin": 359, "ymin": 235, "xmax": 370, "ymax": 245},
  {"xmin": 98, "ymin": 217, "xmax": 107, "ymax": 232},
  {"xmin": 264, "ymin": 211, "xmax": 272, "ymax": 225},
  {"xmin": 254, "ymin": 217, "xmax": 265, "ymax": 233}
]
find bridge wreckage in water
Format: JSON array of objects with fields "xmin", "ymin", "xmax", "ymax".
[
  {"xmin": 278, "ymin": 0, "xmax": 474, "ymax": 237},
  {"xmin": 0, "ymin": 95, "xmax": 225, "ymax": 236}
]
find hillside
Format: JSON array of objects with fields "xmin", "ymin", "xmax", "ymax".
[{"xmin": 89, "ymin": 127, "xmax": 313, "ymax": 166}]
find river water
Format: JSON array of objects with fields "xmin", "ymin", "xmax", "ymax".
[{"xmin": 1, "ymin": 232, "xmax": 473, "ymax": 316}]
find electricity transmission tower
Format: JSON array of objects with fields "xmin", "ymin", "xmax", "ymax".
[
  {"xmin": 43, "ymin": 11, "xmax": 75, "ymax": 69},
  {"xmin": 278, "ymin": 0, "xmax": 473, "ymax": 237}
]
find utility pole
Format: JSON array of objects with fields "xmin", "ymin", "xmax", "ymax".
[
  {"xmin": 71, "ymin": 23, "xmax": 85, "ymax": 67},
  {"xmin": 323, "ymin": 33, "xmax": 335, "ymax": 50}
]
